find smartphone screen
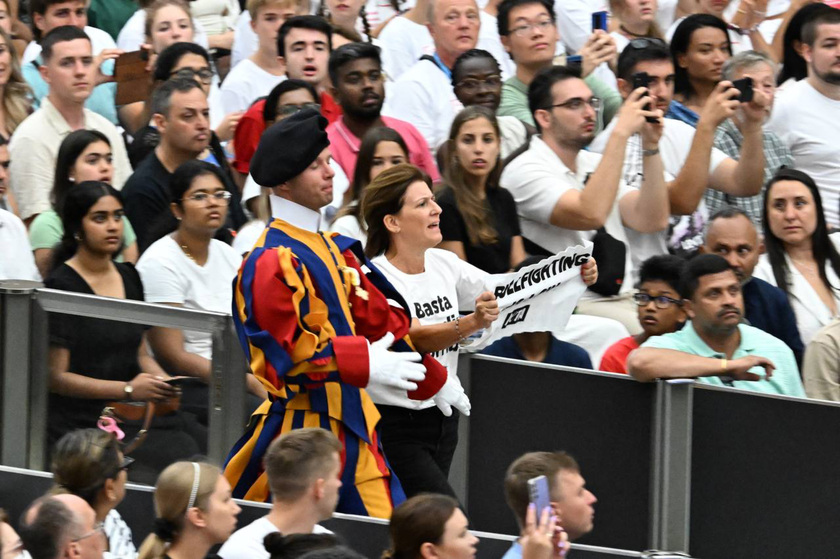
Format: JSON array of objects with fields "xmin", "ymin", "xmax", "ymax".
[
  {"xmin": 528, "ymin": 475, "xmax": 551, "ymax": 516},
  {"xmin": 592, "ymin": 11, "xmax": 608, "ymax": 32}
]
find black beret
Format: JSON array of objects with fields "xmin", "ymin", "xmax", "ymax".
[{"xmin": 250, "ymin": 108, "xmax": 330, "ymax": 186}]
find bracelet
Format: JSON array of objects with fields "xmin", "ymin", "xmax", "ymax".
[
  {"xmin": 642, "ymin": 147, "xmax": 659, "ymax": 157},
  {"xmin": 454, "ymin": 316, "xmax": 464, "ymax": 343},
  {"xmin": 721, "ymin": 358, "xmax": 728, "ymax": 371}
]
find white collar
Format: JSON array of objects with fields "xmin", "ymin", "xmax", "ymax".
[{"xmin": 269, "ymin": 195, "xmax": 322, "ymax": 232}]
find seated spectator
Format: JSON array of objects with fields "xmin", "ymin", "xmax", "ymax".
[
  {"xmin": 628, "ymin": 254, "xmax": 806, "ymax": 396},
  {"xmin": 49, "ymin": 429, "xmax": 136, "ymax": 559},
  {"xmin": 608, "ymin": 0, "xmax": 664, "ymax": 53},
  {"xmin": 19, "ymin": 495, "xmax": 105, "ymax": 559},
  {"xmin": 45, "ymin": 181, "xmax": 206, "ymax": 483},
  {"xmin": 704, "ymin": 51, "xmax": 792, "ymax": 224},
  {"xmin": 220, "ymin": 0, "xmax": 290, "ymax": 116},
  {"xmin": 137, "ymin": 462, "xmax": 240, "ymax": 559},
  {"xmin": 117, "ymin": 0, "xmax": 210, "ymax": 52},
  {"xmin": 383, "ymin": 495, "xmax": 479, "ymax": 559},
  {"xmin": 481, "ymin": 257, "xmax": 592, "ymax": 368},
  {"xmin": 0, "ymin": 133, "xmax": 15, "ymax": 215},
  {"xmin": 802, "ymin": 318, "xmax": 840, "ymax": 401},
  {"xmin": 451, "ymin": 48, "xmax": 529, "ymax": 160},
  {"xmin": 502, "ymin": 451, "xmax": 596, "ymax": 558},
  {"xmin": 600, "ymin": 254, "xmax": 687, "ymax": 375},
  {"xmin": 500, "ymin": 65, "xmax": 668, "ymax": 334},
  {"xmin": 230, "ymin": 1, "xmax": 309, "ymax": 68},
  {"xmin": 0, "ymin": 27, "xmax": 32, "ymax": 139},
  {"xmin": 496, "ymin": 0, "xmax": 621, "ymax": 130},
  {"xmin": 191, "ymin": 0, "xmax": 240, "ymax": 51},
  {"xmin": 30, "ymin": 130, "xmax": 138, "ymax": 279},
  {"xmin": 122, "ymin": 77, "xmax": 245, "ymax": 252},
  {"xmin": 23, "ymin": 0, "xmax": 119, "ymax": 125},
  {"xmin": 767, "ymin": 7, "xmax": 840, "ymax": 229},
  {"xmin": 701, "ymin": 206, "xmax": 805, "ymax": 365},
  {"xmin": 754, "ymin": 168, "xmax": 840, "ymax": 345},
  {"xmin": 667, "ymin": 14, "xmax": 733, "ymax": 127},
  {"xmin": 331, "ymin": 126, "xmax": 409, "ymax": 244},
  {"xmin": 10, "ymin": 26, "xmax": 131, "ymax": 224},
  {"xmin": 231, "ymin": 14, "xmax": 343, "ymax": 181},
  {"xmin": 327, "ymin": 42, "xmax": 439, "ymax": 183},
  {"xmin": 383, "ymin": 0, "xmax": 480, "ymax": 153},
  {"xmin": 590, "ymin": 38, "xmax": 767, "ymax": 263},
  {"xmin": 263, "ymin": 533, "xmax": 341, "ymax": 559},
  {"xmin": 0, "ymin": 137, "xmax": 39, "ymax": 281},
  {"xmin": 375, "ymin": 0, "xmax": 434, "ymax": 82},
  {"xmin": 137, "ymin": 160, "xmax": 267, "ymax": 417},
  {"xmin": 218, "ymin": 428, "xmax": 341, "ymax": 559},
  {"xmin": 437, "ymin": 105, "xmax": 526, "ymax": 274},
  {"xmin": 237, "ymin": 79, "xmax": 350, "ymax": 226},
  {"xmin": 774, "ymin": 3, "xmax": 833, "ymax": 88}
]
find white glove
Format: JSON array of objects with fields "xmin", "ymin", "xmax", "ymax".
[
  {"xmin": 433, "ymin": 377, "xmax": 471, "ymax": 417},
  {"xmin": 367, "ymin": 333, "xmax": 426, "ymax": 391}
]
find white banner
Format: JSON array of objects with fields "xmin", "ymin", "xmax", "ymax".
[{"xmin": 464, "ymin": 243, "xmax": 593, "ymax": 350}]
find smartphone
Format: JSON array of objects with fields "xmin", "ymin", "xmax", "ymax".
[
  {"xmin": 592, "ymin": 10, "xmax": 608, "ymax": 32},
  {"xmin": 528, "ymin": 475, "xmax": 551, "ymax": 516},
  {"xmin": 115, "ymin": 50, "xmax": 152, "ymax": 106},
  {"xmin": 566, "ymin": 54, "xmax": 582, "ymax": 68},
  {"xmin": 731, "ymin": 76, "xmax": 754, "ymax": 103},
  {"xmin": 162, "ymin": 376, "xmax": 198, "ymax": 387},
  {"xmin": 632, "ymin": 71, "xmax": 659, "ymax": 123}
]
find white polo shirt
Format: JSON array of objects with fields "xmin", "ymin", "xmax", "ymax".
[{"xmin": 500, "ymin": 135, "xmax": 633, "ymax": 298}]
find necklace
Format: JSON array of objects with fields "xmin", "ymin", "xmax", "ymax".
[
  {"xmin": 174, "ymin": 233, "xmax": 196, "ymax": 263},
  {"xmin": 619, "ymin": 25, "xmax": 650, "ymax": 38}
]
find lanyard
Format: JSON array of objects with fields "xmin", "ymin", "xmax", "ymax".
[{"xmin": 431, "ymin": 53, "xmax": 452, "ymax": 80}]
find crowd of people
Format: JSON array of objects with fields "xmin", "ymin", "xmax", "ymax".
[{"xmin": 2, "ymin": 0, "xmax": 840, "ymax": 555}]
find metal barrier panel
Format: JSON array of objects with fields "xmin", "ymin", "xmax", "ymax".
[
  {"xmin": 688, "ymin": 386, "xmax": 840, "ymax": 558},
  {"xmin": 464, "ymin": 355, "xmax": 656, "ymax": 551}
]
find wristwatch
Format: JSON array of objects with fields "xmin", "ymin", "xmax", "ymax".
[{"xmin": 124, "ymin": 382, "xmax": 134, "ymax": 400}]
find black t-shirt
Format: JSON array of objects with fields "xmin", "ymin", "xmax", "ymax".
[
  {"xmin": 437, "ymin": 185, "xmax": 522, "ymax": 274},
  {"xmin": 45, "ymin": 262, "xmax": 145, "ymax": 438}
]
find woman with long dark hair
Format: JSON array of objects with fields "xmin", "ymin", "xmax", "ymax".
[
  {"xmin": 668, "ymin": 14, "xmax": 732, "ymax": 126},
  {"xmin": 331, "ymin": 127, "xmax": 409, "ymax": 245},
  {"xmin": 754, "ymin": 168, "xmax": 840, "ymax": 344},
  {"xmin": 437, "ymin": 106, "xmax": 525, "ymax": 274},
  {"xmin": 46, "ymin": 181, "xmax": 206, "ymax": 483},
  {"xmin": 30, "ymin": 130, "xmax": 138, "ymax": 278},
  {"xmin": 50, "ymin": 429, "xmax": 136, "ymax": 559}
]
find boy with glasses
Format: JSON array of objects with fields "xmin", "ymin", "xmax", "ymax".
[{"xmin": 600, "ymin": 255, "xmax": 687, "ymax": 374}]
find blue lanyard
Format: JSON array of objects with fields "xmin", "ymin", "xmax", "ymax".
[{"xmin": 432, "ymin": 53, "xmax": 452, "ymax": 80}]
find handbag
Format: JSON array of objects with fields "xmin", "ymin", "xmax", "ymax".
[
  {"xmin": 101, "ymin": 397, "xmax": 181, "ymax": 454},
  {"xmin": 589, "ymin": 227, "xmax": 626, "ymax": 297}
]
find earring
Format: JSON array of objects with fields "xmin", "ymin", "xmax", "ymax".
[
  {"xmin": 68, "ymin": 176, "xmax": 75, "ymax": 183},
  {"xmin": 74, "ymin": 232, "xmax": 82, "ymax": 241}
]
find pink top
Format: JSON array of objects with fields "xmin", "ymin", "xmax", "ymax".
[{"xmin": 327, "ymin": 116, "xmax": 441, "ymax": 184}]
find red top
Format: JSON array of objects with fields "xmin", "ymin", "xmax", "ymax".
[{"xmin": 599, "ymin": 336, "xmax": 639, "ymax": 375}]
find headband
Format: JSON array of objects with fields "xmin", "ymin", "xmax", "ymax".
[{"xmin": 186, "ymin": 462, "xmax": 201, "ymax": 512}]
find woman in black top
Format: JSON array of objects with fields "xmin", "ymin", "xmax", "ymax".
[
  {"xmin": 46, "ymin": 181, "xmax": 205, "ymax": 483},
  {"xmin": 437, "ymin": 106, "xmax": 526, "ymax": 274}
]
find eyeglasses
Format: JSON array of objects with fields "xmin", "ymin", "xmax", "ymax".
[
  {"xmin": 171, "ymin": 67, "xmax": 214, "ymax": 85},
  {"xmin": 633, "ymin": 292, "xmax": 682, "ymax": 309},
  {"xmin": 277, "ymin": 102, "xmax": 321, "ymax": 117},
  {"xmin": 119, "ymin": 455, "xmax": 135, "ymax": 471},
  {"xmin": 510, "ymin": 19, "xmax": 554, "ymax": 37},
  {"xmin": 455, "ymin": 75, "xmax": 502, "ymax": 92},
  {"xmin": 547, "ymin": 96, "xmax": 602, "ymax": 112},
  {"xmin": 627, "ymin": 38, "xmax": 668, "ymax": 50},
  {"xmin": 73, "ymin": 522, "xmax": 105, "ymax": 543},
  {"xmin": 182, "ymin": 191, "xmax": 232, "ymax": 204}
]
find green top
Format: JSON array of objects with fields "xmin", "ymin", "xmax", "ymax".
[
  {"xmin": 642, "ymin": 321, "xmax": 806, "ymax": 397},
  {"xmin": 498, "ymin": 74, "xmax": 621, "ymax": 132},
  {"xmin": 87, "ymin": 0, "xmax": 139, "ymax": 41},
  {"xmin": 29, "ymin": 210, "xmax": 138, "ymax": 262}
]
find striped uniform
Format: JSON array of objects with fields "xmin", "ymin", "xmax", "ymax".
[{"xmin": 224, "ymin": 218, "xmax": 446, "ymax": 518}]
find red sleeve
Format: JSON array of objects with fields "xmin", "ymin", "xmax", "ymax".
[{"xmin": 232, "ymin": 101, "xmax": 267, "ymax": 174}]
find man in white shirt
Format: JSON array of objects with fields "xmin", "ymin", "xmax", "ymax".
[
  {"xmin": 767, "ymin": 8, "xmax": 840, "ymax": 227},
  {"xmin": 220, "ymin": 0, "xmax": 295, "ymax": 115},
  {"xmin": 230, "ymin": 1, "xmax": 309, "ymax": 68},
  {"xmin": 9, "ymin": 26, "xmax": 131, "ymax": 223},
  {"xmin": 218, "ymin": 429, "xmax": 341, "ymax": 559},
  {"xmin": 590, "ymin": 39, "xmax": 767, "ymax": 268},
  {"xmin": 384, "ymin": 0, "xmax": 481, "ymax": 153},
  {"xmin": 500, "ymin": 65, "xmax": 669, "ymax": 333}
]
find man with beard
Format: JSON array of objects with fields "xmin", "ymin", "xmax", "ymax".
[
  {"xmin": 326, "ymin": 43, "xmax": 440, "ymax": 183},
  {"xmin": 628, "ymin": 254, "xmax": 805, "ymax": 397},
  {"xmin": 500, "ymin": 64, "xmax": 669, "ymax": 334},
  {"xmin": 768, "ymin": 8, "xmax": 840, "ymax": 228},
  {"xmin": 700, "ymin": 206, "xmax": 805, "ymax": 366}
]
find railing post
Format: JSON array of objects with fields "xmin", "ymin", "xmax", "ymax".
[
  {"xmin": 650, "ymin": 379, "xmax": 694, "ymax": 552},
  {"xmin": 0, "ymin": 280, "xmax": 41, "ymax": 467},
  {"xmin": 207, "ymin": 319, "xmax": 248, "ymax": 466},
  {"xmin": 448, "ymin": 352, "xmax": 472, "ymax": 506}
]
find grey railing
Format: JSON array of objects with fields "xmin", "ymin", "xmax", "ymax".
[{"xmin": 0, "ymin": 280, "xmax": 248, "ymax": 469}]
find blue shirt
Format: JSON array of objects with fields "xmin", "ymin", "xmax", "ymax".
[
  {"xmin": 481, "ymin": 335, "xmax": 592, "ymax": 369},
  {"xmin": 501, "ymin": 541, "xmax": 522, "ymax": 559},
  {"xmin": 643, "ymin": 321, "xmax": 806, "ymax": 397},
  {"xmin": 665, "ymin": 99, "xmax": 699, "ymax": 127},
  {"xmin": 23, "ymin": 56, "xmax": 118, "ymax": 125},
  {"xmin": 742, "ymin": 277, "xmax": 805, "ymax": 367}
]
